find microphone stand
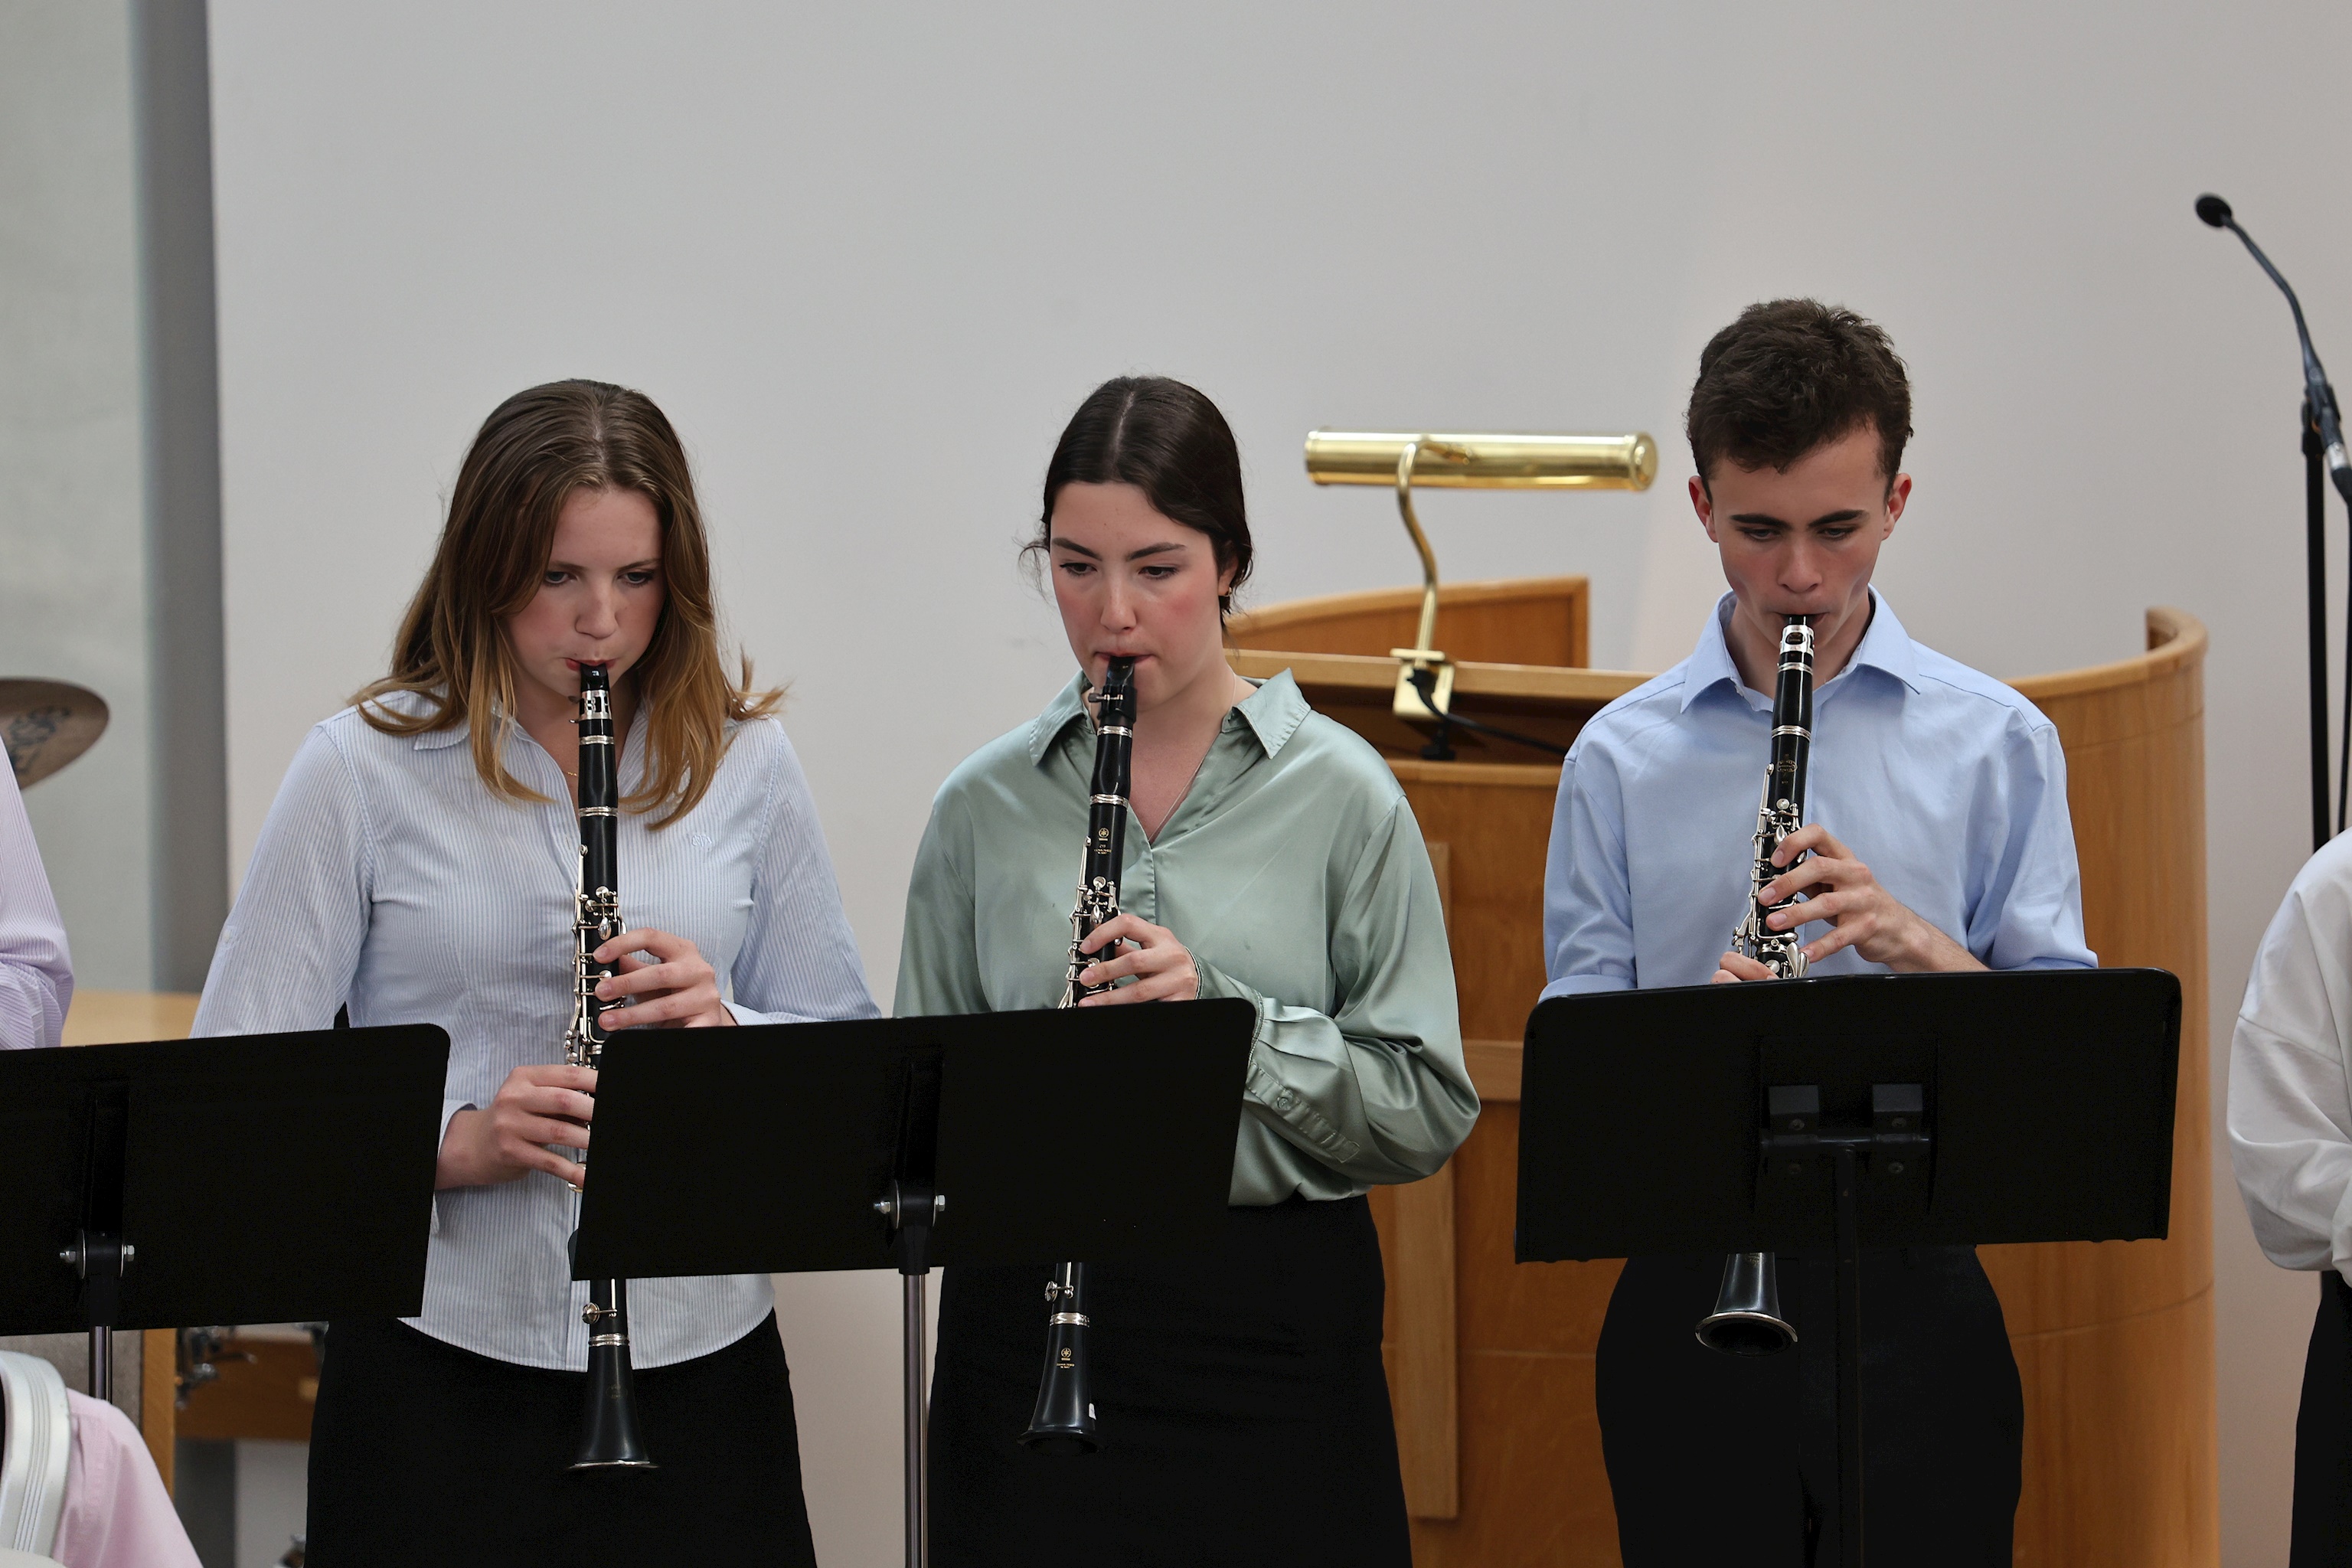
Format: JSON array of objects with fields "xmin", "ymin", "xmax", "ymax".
[{"xmin": 2198, "ymin": 193, "xmax": 2352, "ymax": 850}]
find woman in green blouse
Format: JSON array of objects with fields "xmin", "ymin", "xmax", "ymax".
[{"xmin": 897, "ymin": 375, "xmax": 1479, "ymax": 1566}]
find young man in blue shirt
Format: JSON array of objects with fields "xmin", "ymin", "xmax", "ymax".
[{"xmin": 1543, "ymin": 299, "xmax": 2095, "ymax": 1565}]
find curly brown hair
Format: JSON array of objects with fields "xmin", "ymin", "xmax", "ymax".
[
  {"xmin": 352, "ymin": 379, "xmax": 778, "ymax": 826},
  {"xmin": 1687, "ymin": 299, "xmax": 1912, "ymax": 491}
]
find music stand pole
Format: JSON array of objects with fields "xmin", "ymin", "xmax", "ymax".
[
  {"xmin": 57, "ymin": 1236, "xmax": 130, "ymax": 1401},
  {"xmin": 881, "ymin": 1184, "xmax": 940, "ymax": 1568}
]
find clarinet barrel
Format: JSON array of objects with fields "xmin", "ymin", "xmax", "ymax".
[
  {"xmin": 1018, "ymin": 655, "xmax": 1135, "ymax": 1455},
  {"xmin": 565, "ymin": 662, "xmax": 655, "ymax": 1470}
]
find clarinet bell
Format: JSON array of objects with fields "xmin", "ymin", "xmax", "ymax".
[
  {"xmin": 571, "ymin": 1294, "xmax": 656, "ymax": 1470},
  {"xmin": 1696, "ymin": 1251, "xmax": 1798, "ymax": 1356},
  {"xmin": 1019, "ymin": 1271, "xmax": 1101, "ymax": 1455}
]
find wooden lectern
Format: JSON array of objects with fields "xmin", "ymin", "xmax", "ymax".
[{"xmin": 1226, "ymin": 580, "xmax": 2216, "ymax": 1568}]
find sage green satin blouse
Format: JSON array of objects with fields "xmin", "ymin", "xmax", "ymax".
[{"xmin": 894, "ymin": 669, "xmax": 1478, "ymax": 1206}]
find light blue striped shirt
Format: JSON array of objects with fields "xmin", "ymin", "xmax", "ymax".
[
  {"xmin": 193, "ymin": 693, "xmax": 877, "ymax": 1370},
  {"xmin": 1544, "ymin": 591, "xmax": 2094, "ymax": 995}
]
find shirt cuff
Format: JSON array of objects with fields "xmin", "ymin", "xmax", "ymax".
[
  {"xmin": 1193, "ymin": 955, "xmax": 1364, "ymax": 1166},
  {"xmin": 1540, "ymin": 972, "xmax": 1635, "ymax": 1001},
  {"xmin": 432, "ymin": 1096, "xmax": 477, "ymax": 1238}
]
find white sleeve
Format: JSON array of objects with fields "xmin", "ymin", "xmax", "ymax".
[
  {"xmin": 0, "ymin": 761, "xmax": 72, "ymax": 1050},
  {"xmin": 2230, "ymin": 838, "xmax": 2352, "ymax": 1279},
  {"xmin": 191, "ymin": 726, "xmax": 372, "ymax": 1040},
  {"xmin": 724, "ymin": 723, "xmax": 878, "ymax": 1025}
]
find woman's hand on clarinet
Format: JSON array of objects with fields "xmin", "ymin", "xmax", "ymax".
[
  {"xmin": 593, "ymin": 927, "xmax": 739, "ymax": 1029},
  {"xmin": 436, "ymin": 1065, "xmax": 598, "ymax": 1191},
  {"xmin": 1074, "ymin": 913, "xmax": 1200, "ymax": 1004},
  {"xmin": 1712, "ymin": 823, "xmax": 1985, "ymax": 978}
]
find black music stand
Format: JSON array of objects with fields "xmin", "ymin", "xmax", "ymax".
[
  {"xmin": 1515, "ymin": 969, "xmax": 2180, "ymax": 1568},
  {"xmin": 574, "ymin": 998, "xmax": 1258, "ymax": 1568},
  {"xmin": 0, "ymin": 1027, "xmax": 450, "ymax": 1401}
]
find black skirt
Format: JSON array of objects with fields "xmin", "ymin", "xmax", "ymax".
[
  {"xmin": 1596, "ymin": 1248, "xmax": 2023, "ymax": 1567},
  {"xmin": 929, "ymin": 1194, "xmax": 1410, "ymax": 1568},
  {"xmin": 2295, "ymin": 1269, "xmax": 2352, "ymax": 1566},
  {"xmin": 305, "ymin": 1314, "xmax": 815, "ymax": 1568}
]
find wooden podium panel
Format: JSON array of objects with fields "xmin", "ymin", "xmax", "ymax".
[
  {"xmin": 1226, "ymin": 585, "xmax": 2216, "ymax": 1568},
  {"xmin": 1996, "ymin": 610, "xmax": 2216, "ymax": 1566}
]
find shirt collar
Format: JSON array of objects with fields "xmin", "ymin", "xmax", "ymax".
[
  {"xmin": 1680, "ymin": 587, "xmax": 1921, "ymax": 711},
  {"xmin": 1026, "ymin": 666, "xmax": 1311, "ymax": 766},
  {"xmin": 359, "ymin": 688, "xmax": 466, "ymax": 747},
  {"xmin": 400, "ymin": 694, "xmax": 668, "ymax": 753}
]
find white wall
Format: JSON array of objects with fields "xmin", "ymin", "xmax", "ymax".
[{"xmin": 206, "ymin": 2, "xmax": 2352, "ymax": 1562}]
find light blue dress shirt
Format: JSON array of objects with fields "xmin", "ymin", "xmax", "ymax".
[
  {"xmin": 1543, "ymin": 591, "xmax": 2094, "ymax": 996},
  {"xmin": 193, "ymin": 692, "xmax": 878, "ymax": 1370}
]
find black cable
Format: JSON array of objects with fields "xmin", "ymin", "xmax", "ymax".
[
  {"xmin": 1406, "ymin": 668, "xmax": 1569, "ymax": 761},
  {"xmin": 2340, "ymin": 525, "xmax": 2351, "ymax": 835}
]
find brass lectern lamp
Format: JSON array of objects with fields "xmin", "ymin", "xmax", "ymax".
[{"xmin": 1302, "ymin": 431, "xmax": 1655, "ymax": 756}]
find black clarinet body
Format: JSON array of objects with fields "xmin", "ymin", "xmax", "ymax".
[
  {"xmin": 1020, "ymin": 655, "xmax": 1136, "ymax": 1455},
  {"xmin": 564, "ymin": 662, "xmax": 654, "ymax": 1469},
  {"xmin": 1735, "ymin": 616, "xmax": 1817, "ymax": 980},
  {"xmin": 1697, "ymin": 615, "xmax": 1815, "ymax": 1357}
]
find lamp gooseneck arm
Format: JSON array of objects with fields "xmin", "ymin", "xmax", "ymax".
[{"xmin": 1396, "ymin": 440, "xmax": 1440, "ymax": 658}]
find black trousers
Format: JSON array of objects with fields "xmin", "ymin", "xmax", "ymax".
[
  {"xmin": 1596, "ymin": 1249, "xmax": 2022, "ymax": 1566},
  {"xmin": 929, "ymin": 1194, "xmax": 1410, "ymax": 1568},
  {"xmin": 305, "ymin": 1315, "xmax": 816, "ymax": 1568},
  {"xmin": 2295, "ymin": 1270, "xmax": 2352, "ymax": 1565}
]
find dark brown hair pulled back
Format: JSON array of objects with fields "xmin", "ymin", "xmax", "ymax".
[
  {"xmin": 1687, "ymin": 299, "xmax": 1913, "ymax": 490},
  {"xmin": 353, "ymin": 377, "xmax": 777, "ymax": 825},
  {"xmin": 1032, "ymin": 376, "xmax": 1253, "ymax": 612}
]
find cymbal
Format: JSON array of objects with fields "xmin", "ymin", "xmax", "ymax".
[{"xmin": 1, "ymin": 679, "xmax": 109, "ymax": 787}]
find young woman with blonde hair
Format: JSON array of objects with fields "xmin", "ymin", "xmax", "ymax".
[{"xmin": 195, "ymin": 379, "xmax": 874, "ymax": 1565}]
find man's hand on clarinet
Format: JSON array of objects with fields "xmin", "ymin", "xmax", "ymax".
[
  {"xmin": 1712, "ymin": 823, "xmax": 1984, "ymax": 981},
  {"xmin": 1075, "ymin": 913, "xmax": 1200, "ymax": 1004},
  {"xmin": 436, "ymin": 1064, "xmax": 598, "ymax": 1191},
  {"xmin": 593, "ymin": 926, "xmax": 738, "ymax": 1028}
]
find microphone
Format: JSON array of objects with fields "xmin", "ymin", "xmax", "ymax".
[{"xmin": 2197, "ymin": 192, "xmax": 2352, "ymax": 504}]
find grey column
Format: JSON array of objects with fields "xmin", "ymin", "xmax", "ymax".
[{"xmin": 133, "ymin": 0, "xmax": 227, "ymax": 994}]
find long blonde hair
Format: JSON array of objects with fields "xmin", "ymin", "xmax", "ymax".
[{"xmin": 354, "ymin": 379, "xmax": 778, "ymax": 826}]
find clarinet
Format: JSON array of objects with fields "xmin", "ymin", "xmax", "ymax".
[
  {"xmin": 1695, "ymin": 616, "xmax": 1814, "ymax": 1357},
  {"xmin": 564, "ymin": 663, "xmax": 655, "ymax": 1468},
  {"xmin": 1018, "ymin": 655, "xmax": 1136, "ymax": 1455}
]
